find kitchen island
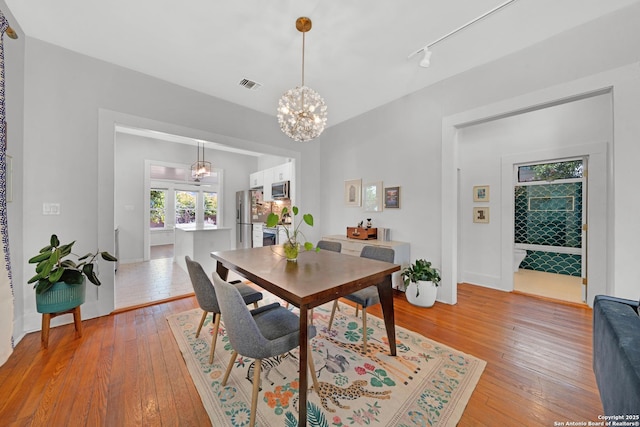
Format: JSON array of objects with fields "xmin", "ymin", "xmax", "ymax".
[{"xmin": 174, "ymin": 225, "xmax": 232, "ymax": 275}]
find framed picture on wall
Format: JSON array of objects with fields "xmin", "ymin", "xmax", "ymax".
[
  {"xmin": 364, "ymin": 181, "xmax": 383, "ymax": 212},
  {"xmin": 473, "ymin": 207, "xmax": 490, "ymax": 223},
  {"xmin": 344, "ymin": 179, "xmax": 362, "ymax": 207},
  {"xmin": 384, "ymin": 186, "xmax": 400, "ymax": 208},
  {"xmin": 473, "ymin": 185, "xmax": 490, "ymax": 202}
]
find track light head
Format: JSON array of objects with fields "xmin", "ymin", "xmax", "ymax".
[{"xmin": 420, "ymin": 49, "xmax": 432, "ymax": 67}]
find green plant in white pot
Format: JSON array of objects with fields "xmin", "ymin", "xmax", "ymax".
[
  {"xmin": 28, "ymin": 234, "xmax": 117, "ymax": 313},
  {"xmin": 266, "ymin": 206, "xmax": 317, "ymax": 261},
  {"xmin": 401, "ymin": 259, "xmax": 441, "ymax": 307}
]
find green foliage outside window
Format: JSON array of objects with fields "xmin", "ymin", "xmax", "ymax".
[
  {"xmin": 204, "ymin": 192, "xmax": 218, "ymax": 225},
  {"xmin": 150, "ymin": 190, "xmax": 166, "ymax": 228},
  {"xmin": 519, "ymin": 160, "xmax": 583, "ymax": 183},
  {"xmin": 176, "ymin": 191, "xmax": 197, "ymax": 224}
]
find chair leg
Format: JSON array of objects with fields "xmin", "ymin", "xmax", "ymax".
[
  {"xmin": 222, "ymin": 350, "xmax": 238, "ymax": 386},
  {"xmin": 328, "ymin": 300, "xmax": 339, "ymax": 330},
  {"xmin": 250, "ymin": 358, "xmax": 262, "ymax": 427},
  {"xmin": 209, "ymin": 313, "xmax": 221, "ymax": 364},
  {"xmin": 309, "ymin": 308, "xmax": 314, "ymax": 326},
  {"xmin": 196, "ymin": 310, "xmax": 208, "ymax": 338},
  {"xmin": 362, "ymin": 307, "xmax": 368, "ymax": 353},
  {"xmin": 355, "ymin": 304, "xmax": 360, "ymax": 318},
  {"xmin": 253, "ymin": 302, "xmax": 259, "ymax": 309},
  {"xmin": 307, "ymin": 344, "xmax": 320, "ymax": 394}
]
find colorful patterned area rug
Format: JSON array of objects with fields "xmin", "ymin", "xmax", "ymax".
[{"xmin": 167, "ymin": 296, "xmax": 486, "ymax": 426}]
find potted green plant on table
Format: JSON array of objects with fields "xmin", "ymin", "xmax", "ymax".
[
  {"xmin": 266, "ymin": 206, "xmax": 317, "ymax": 262},
  {"xmin": 401, "ymin": 259, "xmax": 441, "ymax": 307},
  {"xmin": 28, "ymin": 234, "xmax": 117, "ymax": 313}
]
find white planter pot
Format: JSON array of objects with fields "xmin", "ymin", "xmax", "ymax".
[{"xmin": 405, "ymin": 281, "xmax": 437, "ymax": 307}]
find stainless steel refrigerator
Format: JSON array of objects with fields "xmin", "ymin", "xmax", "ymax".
[
  {"xmin": 236, "ymin": 190, "xmax": 268, "ymax": 249},
  {"xmin": 236, "ymin": 190, "xmax": 252, "ymax": 249}
]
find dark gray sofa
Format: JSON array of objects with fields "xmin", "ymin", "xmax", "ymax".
[{"xmin": 593, "ymin": 295, "xmax": 640, "ymax": 415}]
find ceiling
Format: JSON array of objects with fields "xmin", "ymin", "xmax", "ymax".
[{"xmin": 5, "ymin": 0, "xmax": 640, "ymax": 127}]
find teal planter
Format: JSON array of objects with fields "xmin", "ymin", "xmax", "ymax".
[{"xmin": 35, "ymin": 279, "xmax": 86, "ymax": 314}]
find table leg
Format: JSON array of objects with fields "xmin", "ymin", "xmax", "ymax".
[
  {"xmin": 376, "ymin": 275, "xmax": 397, "ymax": 356},
  {"xmin": 298, "ymin": 303, "xmax": 309, "ymax": 427},
  {"xmin": 215, "ymin": 261, "xmax": 229, "ymax": 281}
]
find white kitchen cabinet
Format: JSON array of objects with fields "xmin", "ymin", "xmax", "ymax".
[
  {"xmin": 322, "ymin": 235, "xmax": 410, "ymax": 289},
  {"xmin": 272, "ymin": 162, "xmax": 292, "ymax": 183},
  {"xmin": 252, "ymin": 223, "xmax": 263, "ymax": 248},
  {"xmin": 251, "ymin": 161, "xmax": 294, "ymax": 202},
  {"xmin": 249, "ymin": 171, "xmax": 264, "ymax": 189}
]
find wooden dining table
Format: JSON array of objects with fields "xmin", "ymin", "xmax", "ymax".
[{"xmin": 211, "ymin": 245, "xmax": 400, "ymax": 427}]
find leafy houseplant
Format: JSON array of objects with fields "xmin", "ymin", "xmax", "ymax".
[
  {"xmin": 401, "ymin": 259, "xmax": 441, "ymax": 298},
  {"xmin": 28, "ymin": 234, "xmax": 118, "ymax": 295},
  {"xmin": 266, "ymin": 206, "xmax": 317, "ymax": 261}
]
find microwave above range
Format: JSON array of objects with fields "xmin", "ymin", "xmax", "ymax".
[{"xmin": 271, "ymin": 181, "xmax": 290, "ymax": 200}]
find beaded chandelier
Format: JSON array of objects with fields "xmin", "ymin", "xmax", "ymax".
[{"xmin": 277, "ymin": 17, "xmax": 327, "ymax": 142}]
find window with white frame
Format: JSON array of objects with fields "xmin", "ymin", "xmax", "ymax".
[{"xmin": 147, "ymin": 161, "xmax": 223, "ymax": 230}]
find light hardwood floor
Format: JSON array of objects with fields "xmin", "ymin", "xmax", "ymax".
[
  {"xmin": 515, "ymin": 269, "xmax": 584, "ymax": 304},
  {"xmin": 0, "ymin": 284, "xmax": 601, "ymax": 426},
  {"xmin": 114, "ymin": 245, "xmax": 193, "ymax": 310}
]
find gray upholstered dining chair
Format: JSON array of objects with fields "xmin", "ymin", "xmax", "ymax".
[
  {"xmin": 211, "ymin": 272, "xmax": 320, "ymax": 427},
  {"xmin": 327, "ymin": 246, "xmax": 395, "ymax": 353},
  {"xmin": 316, "ymin": 240, "xmax": 342, "ymax": 253},
  {"xmin": 185, "ymin": 256, "xmax": 263, "ymax": 364}
]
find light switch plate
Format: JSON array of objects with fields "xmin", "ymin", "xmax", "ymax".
[{"xmin": 43, "ymin": 203, "xmax": 60, "ymax": 215}]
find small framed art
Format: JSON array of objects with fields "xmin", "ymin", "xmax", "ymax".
[
  {"xmin": 384, "ymin": 186, "xmax": 400, "ymax": 209},
  {"xmin": 364, "ymin": 181, "xmax": 383, "ymax": 212},
  {"xmin": 473, "ymin": 185, "xmax": 490, "ymax": 202},
  {"xmin": 344, "ymin": 179, "xmax": 362, "ymax": 207},
  {"xmin": 473, "ymin": 207, "xmax": 490, "ymax": 223}
]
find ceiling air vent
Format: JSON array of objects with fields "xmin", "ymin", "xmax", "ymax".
[{"xmin": 238, "ymin": 78, "xmax": 262, "ymax": 90}]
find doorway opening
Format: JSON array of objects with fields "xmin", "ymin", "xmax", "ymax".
[
  {"xmin": 512, "ymin": 158, "xmax": 586, "ymax": 304},
  {"xmin": 114, "ymin": 158, "xmax": 222, "ymax": 311}
]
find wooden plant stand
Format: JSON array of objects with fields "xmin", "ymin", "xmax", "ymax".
[{"xmin": 41, "ymin": 306, "xmax": 83, "ymax": 349}]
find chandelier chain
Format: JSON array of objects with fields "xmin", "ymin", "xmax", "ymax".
[
  {"xmin": 277, "ymin": 16, "xmax": 327, "ymax": 142},
  {"xmin": 301, "ymin": 32, "xmax": 305, "ymax": 87}
]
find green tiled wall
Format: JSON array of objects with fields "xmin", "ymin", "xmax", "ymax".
[
  {"xmin": 514, "ymin": 182, "xmax": 582, "ymax": 276},
  {"xmin": 520, "ymin": 250, "xmax": 582, "ymax": 277}
]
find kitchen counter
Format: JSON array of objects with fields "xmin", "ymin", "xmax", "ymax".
[
  {"xmin": 175, "ymin": 224, "xmax": 231, "ymax": 232},
  {"xmin": 175, "ymin": 225, "xmax": 231, "ymax": 274}
]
